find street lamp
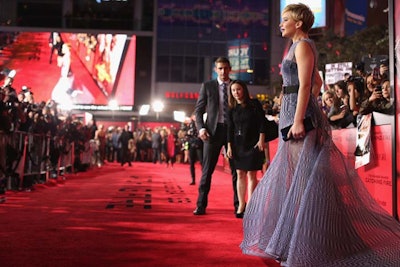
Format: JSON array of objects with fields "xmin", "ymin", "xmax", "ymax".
[{"xmin": 152, "ymin": 100, "xmax": 164, "ymax": 120}]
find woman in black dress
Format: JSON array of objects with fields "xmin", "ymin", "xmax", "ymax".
[{"xmin": 226, "ymin": 80, "xmax": 266, "ymax": 218}]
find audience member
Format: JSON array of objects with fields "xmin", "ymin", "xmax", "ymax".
[
  {"xmin": 328, "ymin": 80, "xmax": 354, "ymax": 128},
  {"xmin": 94, "ymin": 124, "xmax": 107, "ymax": 167},
  {"xmin": 186, "ymin": 115, "xmax": 203, "ymax": 185},
  {"xmin": 131, "ymin": 131, "xmax": 138, "ymax": 162},
  {"xmin": 271, "ymin": 94, "xmax": 282, "ymax": 115},
  {"xmin": 364, "ymin": 72, "xmax": 379, "ymax": 99},
  {"xmin": 347, "ymin": 76, "xmax": 365, "ymax": 118},
  {"xmin": 164, "ymin": 127, "xmax": 177, "ymax": 168},
  {"xmin": 128, "ymin": 136, "xmax": 136, "ymax": 164},
  {"xmin": 321, "ymin": 90, "xmax": 335, "ymax": 117},
  {"xmin": 151, "ymin": 127, "xmax": 162, "ymax": 164},
  {"xmin": 111, "ymin": 126, "xmax": 121, "ymax": 162},
  {"xmin": 118, "ymin": 124, "xmax": 133, "ymax": 167},
  {"xmin": 177, "ymin": 128, "xmax": 188, "ymax": 164},
  {"xmin": 359, "ymin": 78, "xmax": 394, "ymax": 115},
  {"xmin": 334, "ymin": 80, "xmax": 350, "ymax": 107},
  {"xmin": 105, "ymin": 127, "xmax": 114, "ymax": 162},
  {"xmin": 354, "ymin": 62, "xmax": 366, "ymax": 79}
]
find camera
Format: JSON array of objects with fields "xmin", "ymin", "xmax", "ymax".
[
  {"xmin": 339, "ymin": 105, "xmax": 347, "ymax": 112},
  {"xmin": 372, "ymin": 67, "xmax": 380, "ymax": 80},
  {"xmin": 375, "ymin": 85, "xmax": 382, "ymax": 93},
  {"xmin": 380, "ymin": 58, "xmax": 389, "ymax": 66}
]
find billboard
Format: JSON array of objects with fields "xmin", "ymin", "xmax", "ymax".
[
  {"xmin": 227, "ymin": 38, "xmax": 252, "ymax": 82},
  {"xmin": 0, "ymin": 31, "xmax": 136, "ymax": 109}
]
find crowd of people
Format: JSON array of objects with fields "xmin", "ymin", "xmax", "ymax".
[
  {"xmin": 321, "ymin": 59, "xmax": 394, "ymax": 129},
  {"xmin": 0, "ymin": 69, "xmax": 207, "ymax": 194},
  {"xmin": 92, "ymin": 122, "xmax": 200, "ymax": 170},
  {"xmin": 0, "ymin": 73, "xmax": 95, "ymax": 192},
  {"xmin": 261, "ymin": 57, "xmax": 394, "ymax": 131}
]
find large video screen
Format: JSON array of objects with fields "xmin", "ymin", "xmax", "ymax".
[
  {"xmin": 0, "ymin": 31, "xmax": 136, "ymax": 109},
  {"xmin": 280, "ymin": 0, "xmax": 326, "ymax": 28}
]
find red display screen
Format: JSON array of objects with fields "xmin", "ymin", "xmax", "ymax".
[{"xmin": 0, "ymin": 31, "xmax": 136, "ymax": 109}]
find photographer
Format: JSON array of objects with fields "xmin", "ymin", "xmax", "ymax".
[
  {"xmin": 0, "ymin": 89, "xmax": 13, "ymax": 132},
  {"xmin": 186, "ymin": 115, "xmax": 203, "ymax": 185},
  {"xmin": 1, "ymin": 76, "xmax": 24, "ymax": 133}
]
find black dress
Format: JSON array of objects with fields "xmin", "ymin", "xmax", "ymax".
[{"xmin": 227, "ymin": 98, "xmax": 266, "ymax": 171}]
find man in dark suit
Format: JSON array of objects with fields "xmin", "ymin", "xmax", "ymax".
[
  {"xmin": 118, "ymin": 124, "xmax": 134, "ymax": 167},
  {"xmin": 193, "ymin": 57, "xmax": 238, "ymax": 216}
]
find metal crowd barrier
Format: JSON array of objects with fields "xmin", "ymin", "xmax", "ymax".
[{"xmin": 0, "ymin": 131, "xmax": 95, "ymax": 193}]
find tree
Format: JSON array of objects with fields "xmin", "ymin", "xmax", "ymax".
[{"xmin": 315, "ymin": 25, "xmax": 389, "ymax": 72}]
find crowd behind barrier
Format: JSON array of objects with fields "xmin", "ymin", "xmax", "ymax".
[{"xmin": 0, "ymin": 129, "xmax": 95, "ymax": 194}]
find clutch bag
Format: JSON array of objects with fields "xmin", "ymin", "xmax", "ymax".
[{"xmin": 281, "ymin": 117, "xmax": 314, "ymax": 141}]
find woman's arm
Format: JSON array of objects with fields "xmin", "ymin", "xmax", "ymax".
[
  {"xmin": 289, "ymin": 41, "xmax": 314, "ymax": 139},
  {"xmin": 312, "ymin": 68, "xmax": 323, "ymax": 97}
]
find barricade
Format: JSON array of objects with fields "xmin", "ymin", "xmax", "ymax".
[
  {"xmin": 56, "ymin": 138, "xmax": 73, "ymax": 178},
  {"xmin": 81, "ymin": 140, "xmax": 95, "ymax": 168},
  {"xmin": 0, "ymin": 131, "xmax": 93, "ymax": 193}
]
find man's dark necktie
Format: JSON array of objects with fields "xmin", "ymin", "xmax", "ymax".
[{"xmin": 222, "ymin": 83, "xmax": 228, "ymax": 124}]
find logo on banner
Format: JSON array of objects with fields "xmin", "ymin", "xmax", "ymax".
[{"xmin": 354, "ymin": 113, "xmax": 372, "ymax": 169}]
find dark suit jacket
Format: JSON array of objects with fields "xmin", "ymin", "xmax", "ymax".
[{"xmin": 194, "ymin": 80, "xmax": 221, "ymax": 136}]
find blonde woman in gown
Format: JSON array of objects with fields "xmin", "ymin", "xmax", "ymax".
[{"xmin": 240, "ymin": 3, "xmax": 400, "ymax": 267}]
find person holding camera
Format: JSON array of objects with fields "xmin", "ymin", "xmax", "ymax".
[
  {"xmin": 347, "ymin": 76, "xmax": 365, "ymax": 118},
  {"xmin": 186, "ymin": 114, "xmax": 203, "ymax": 185},
  {"xmin": 359, "ymin": 78, "xmax": 394, "ymax": 115}
]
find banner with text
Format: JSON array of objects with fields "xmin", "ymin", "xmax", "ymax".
[
  {"xmin": 227, "ymin": 38, "xmax": 252, "ymax": 82},
  {"xmin": 325, "ymin": 62, "xmax": 352, "ymax": 85}
]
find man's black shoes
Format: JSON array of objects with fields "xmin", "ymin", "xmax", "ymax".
[{"xmin": 193, "ymin": 207, "xmax": 206, "ymax": 215}]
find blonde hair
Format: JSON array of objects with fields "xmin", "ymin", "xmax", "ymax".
[{"xmin": 282, "ymin": 3, "xmax": 315, "ymax": 33}]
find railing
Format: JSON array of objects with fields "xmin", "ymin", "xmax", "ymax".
[{"xmin": 0, "ymin": 131, "xmax": 95, "ymax": 193}]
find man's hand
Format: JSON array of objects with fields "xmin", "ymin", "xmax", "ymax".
[{"xmin": 199, "ymin": 128, "xmax": 209, "ymax": 141}]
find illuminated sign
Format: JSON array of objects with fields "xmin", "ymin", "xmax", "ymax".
[
  {"xmin": 211, "ymin": 38, "xmax": 253, "ymax": 82},
  {"xmin": 164, "ymin": 92, "xmax": 199, "ymax": 100},
  {"xmin": 0, "ymin": 31, "xmax": 136, "ymax": 108},
  {"xmin": 228, "ymin": 38, "xmax": 252, "ymax": 81}
]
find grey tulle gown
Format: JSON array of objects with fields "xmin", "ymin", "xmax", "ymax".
[{"xmin": 240, "ymin": 39, "xmax": 400, "ymax": 266}]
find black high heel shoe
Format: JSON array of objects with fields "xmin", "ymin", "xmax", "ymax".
[
  {"xmin": 235, "ymin": 211, "xmax": 245, "ymax": 219},
  {"xmin": 235, "ymin": 203, "xmax": 246, "ymax": 219}
]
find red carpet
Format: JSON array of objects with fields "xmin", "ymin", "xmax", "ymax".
[{"xmin": 0, "ymin": 162, "xmax": 279, "ymax": 267}]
